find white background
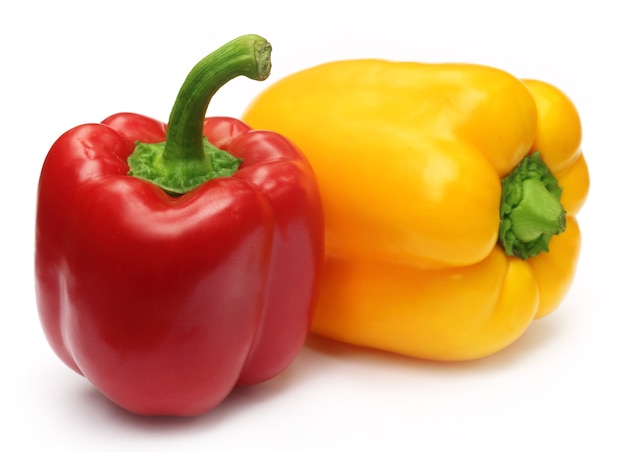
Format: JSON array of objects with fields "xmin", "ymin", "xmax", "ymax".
[{"xmin": 2, "ymin": 1, "xmax": 623, "ymax": 450}]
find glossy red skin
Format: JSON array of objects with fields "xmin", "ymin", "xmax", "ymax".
[{"xmin": 35, "ymin": 113, "xmax": 324, "ymax": 416}]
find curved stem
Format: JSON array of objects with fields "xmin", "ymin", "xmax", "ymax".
[
  {"xmin": 127, "ymin": 34, "xmax": 272, "ymax": 195},
  {"xmin": 164, "ymin": 34, "xmax": 272, "ymax": 161}
]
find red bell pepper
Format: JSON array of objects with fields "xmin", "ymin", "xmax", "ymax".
[{"xmin": 35, "ymin": 35, "xmax": 324, "ymax": 416}]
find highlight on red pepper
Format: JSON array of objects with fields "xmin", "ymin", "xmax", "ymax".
[{"xmin": 35, "ymin": 34, "xmax": 324, "ymax": 416}]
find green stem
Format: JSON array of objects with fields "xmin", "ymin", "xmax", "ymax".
[
  {"xmin": 499, "ymin": 152, "xmax": 566, "ymax": 259},
  {"xmin": 127, "ymin": 34, "xmax": 272, "ymax": 195}
]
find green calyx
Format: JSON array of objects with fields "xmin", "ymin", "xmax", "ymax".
[
  {"xmin": 498, "ymin": 152, "xmax": 566, "ymax": 259},
  {"xmin": 129, "ymin": 138, "xmax": 242, "ymax": 194},
  {"xmin": 127, "ymin": 34, "xmax": 272, "ymax": 195}
]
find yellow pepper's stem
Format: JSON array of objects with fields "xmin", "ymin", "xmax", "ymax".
[{"xmin": 499, "ymin": 152, "xmax": 566, "ymax": 259}]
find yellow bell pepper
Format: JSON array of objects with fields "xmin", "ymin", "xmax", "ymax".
[{"xmin": 243, "ymin": 59, "xmax": 589, "ymax": 360}]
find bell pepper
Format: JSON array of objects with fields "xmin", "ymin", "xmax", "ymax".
[
  {"xmin": 243, "ymin": 59, "xmax": 589, "ymax": 361},
  {"xmin": 35, "ymin": 35, "xmax": 324, "ymax": 416}
]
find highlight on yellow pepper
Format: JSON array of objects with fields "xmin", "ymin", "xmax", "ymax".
[{"xmin": 243, "ymin": 59, "xmax": 589, "ymax": 361}]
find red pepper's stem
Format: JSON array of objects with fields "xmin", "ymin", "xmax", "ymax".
[
  {"xmin": 127, "ymin": 34, "xmax": 272, "ymax": 195},
  {"xmin": 164, "ymin": 34, "xmax": 272, "ymax": 161}
]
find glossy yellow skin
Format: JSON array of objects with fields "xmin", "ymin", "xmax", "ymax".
[{"xmin": 243, "ymin": 60, "xmax": 589, "ymax": 360}]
